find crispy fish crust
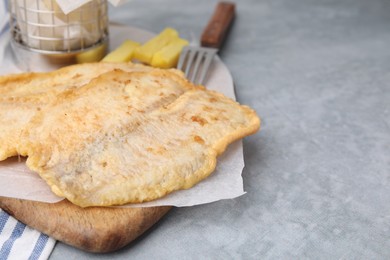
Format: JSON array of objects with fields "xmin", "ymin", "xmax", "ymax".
[
  {"xmin": 16, "ymin": 69, "xmax": 260, "ymax": 207},
  {"xmin": 0, "ymin": 62, "xmax": 152, "ymax": 161}
]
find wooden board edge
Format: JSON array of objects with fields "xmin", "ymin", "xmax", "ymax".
[{"xmin": 0, "ymin": 197, "xmax": 171, "ymax": 253}]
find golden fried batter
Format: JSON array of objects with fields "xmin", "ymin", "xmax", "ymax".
[
  {"xmin": 16, "ymin": 69, "xmax": 259, "ymax": 207},
  {"xmin": 0, "ymin": 62, "xmax": 152, "ymax": 160}
]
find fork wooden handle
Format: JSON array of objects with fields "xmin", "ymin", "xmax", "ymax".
[{"xmin": 201, "ymin": 2, "xmax": 236, "ymax": 49}]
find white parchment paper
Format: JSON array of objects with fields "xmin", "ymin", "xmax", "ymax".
[
  {"xmin": 56, "ymin": 0, "xmax": 130, "ymax": 14},
  {"xmin": 0, "ymin": 25, "xmax": 246, "ymax": 207}
]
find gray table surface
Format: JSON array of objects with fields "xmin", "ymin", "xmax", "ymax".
[{"xmin": 51, "ymin": 0, "xmax": 390, "ymax": 259}]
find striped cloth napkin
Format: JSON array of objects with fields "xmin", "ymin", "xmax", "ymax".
[
  {"xmin": 0, "ymin": 210, "xmax": 56, "ymax": 260},
  {"xmin": 0, "ymin": 2, "xmax": 56, "ymax": 260}
]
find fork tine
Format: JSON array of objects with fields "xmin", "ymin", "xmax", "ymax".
[
  {"xmin": 177, "ymin": 46, "xmax": 217, "ymax": 85},
  {"xmin": 184, "ymin": 49, "xmax": 196, "ymax": 78},
  {"xmin": 177, "ymin": 47, "xmax": 188, "ymax": 71},
  {"xmin": 189, "ymin": 49, "xmax": 205, "ymax": 83},
  {"xmin": 197, "ymin": 48, "xmax": 217, "ymax": 85}
]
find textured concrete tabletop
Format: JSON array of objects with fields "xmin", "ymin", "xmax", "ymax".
[{"xmin": 51, "ymin": 0, "xmax": 390, "ymax": 259}]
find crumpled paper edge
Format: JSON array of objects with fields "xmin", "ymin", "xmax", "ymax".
[{"xmin": 56, "ymin": 0, "xmax": 130, "ymax": 14}]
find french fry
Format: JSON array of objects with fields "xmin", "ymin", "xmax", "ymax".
[
  {"xmin": 102, "ymin": 40, "xmax": 140, "ymax": 62},
  {"xmin": 151, "ymin": 38, "xmax": 189, "ymax": 68},
  {"xmin": 133, "ymin": 27, "xmax": 179, "ymax": 64},
  {"xmin": 76, "ymin": 44, "xmax": 107, "ymax": 64}
]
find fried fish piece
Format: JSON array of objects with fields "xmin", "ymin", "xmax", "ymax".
[
  {"xmin": 18, "ymin": 69, "xmax": 260, "ymax": 207},
  {"xmin": 0, "ymin": 62, "xmax": 153, "ymax": 161},
  {"xmin": 0, "ymin": 62, "xmax": 152, "ymax": 98}
]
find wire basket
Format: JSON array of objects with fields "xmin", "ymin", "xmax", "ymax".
[{"xmin": 9, "ymin": 0, "xmax": 109, "ymax": 53}]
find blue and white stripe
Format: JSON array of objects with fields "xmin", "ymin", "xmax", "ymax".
[{"xmin": 0, "ymin": 209, "xmax": 56, "ymax": 260}]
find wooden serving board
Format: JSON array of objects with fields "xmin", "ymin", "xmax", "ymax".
[{"xmin": 0, "ymin": 197, "xmax": 171, "ymax": 253}]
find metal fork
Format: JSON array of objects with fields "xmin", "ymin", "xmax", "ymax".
[{"xmin": 177, "ymin": 2, "xmax": 235, "ymax": 85}]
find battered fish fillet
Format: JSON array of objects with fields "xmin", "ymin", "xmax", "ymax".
[
  {"xmin": 17, "ymin": 69, "xmax": 260, "ymax": 207},
  {"xmin": 0, "ymin": 62, "xmax": 152, "ymax": 98},
  {"xmin": 0, "ymin": 62, "xmax": 152, "ymax": 161}
]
